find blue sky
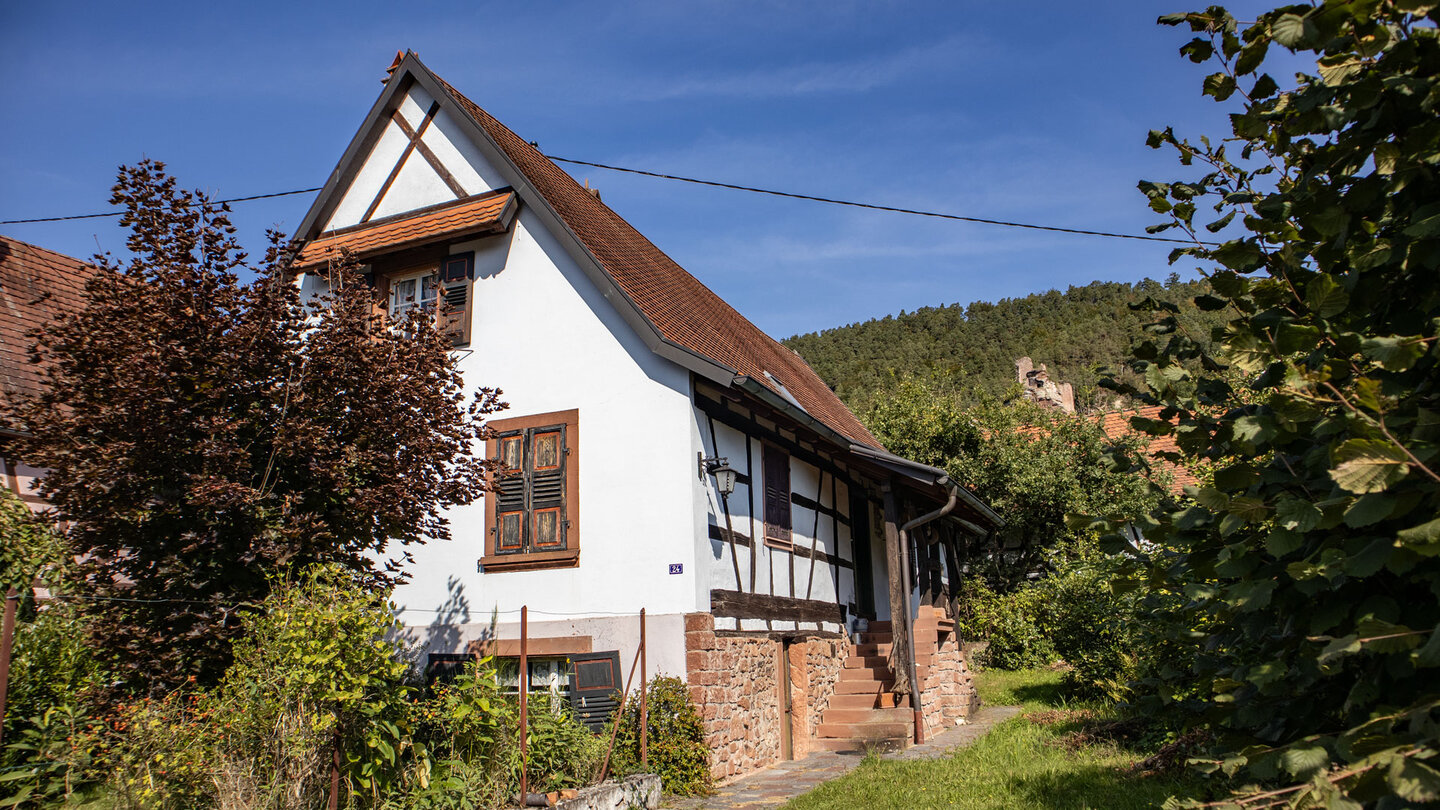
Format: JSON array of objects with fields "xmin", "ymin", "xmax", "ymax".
[{"xmin": 1, "ymin": 1, "xmax": 1275, "ymax": 338}]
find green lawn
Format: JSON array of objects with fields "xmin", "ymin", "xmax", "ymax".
[{"xmin": 784, "ymin": 669, "xmax": 1207, "ymax": 810}]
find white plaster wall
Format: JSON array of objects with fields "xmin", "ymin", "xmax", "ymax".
[
  {"xmin": 400, "ymin": 613, "xmax": 688, "ymax": 688},
  {"xmin": 426, "ymin": 107, "xmax": 507, "ymax": 193},
  {"xmin": 321, "ymin": 84, "xmax": 506, "ymax": 233},
  {"xmin": 694, "ymin": 418, "xmax": 861, "ymax": 617},
  {"xmin": 387, "ymin": 207, "xmax": 701, "ymax": 663},
  {"xmin": 1, "ymin": 455, "xmax": 47, "ymax": 513},
  {"xmin": 324, "ymin": 121, "xmax": 412, "ymax": 231},
  {"xmin": 368, "ymin": 152, "xmax": 454, "ymax": 221}
]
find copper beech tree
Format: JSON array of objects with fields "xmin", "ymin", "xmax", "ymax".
[{"xmin": 7, "ymin": 161, "xmax": 504, "ymax": 690}]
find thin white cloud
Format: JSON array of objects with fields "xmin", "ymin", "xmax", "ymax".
[{"xmin": 620, "ymin": 36, "xmax": 975, "ymax": 101}]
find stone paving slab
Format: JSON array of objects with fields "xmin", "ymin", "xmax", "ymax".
[{"xmin": 667, "ymin": 705, "xmax": 1023, "ymax": 809}]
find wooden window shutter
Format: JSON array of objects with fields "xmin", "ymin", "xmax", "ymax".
[
  {"xmin": 439, "ymin": 252, "xmax": 474, "ymax": 346},
  {"xmin": 494, "ymin": 430, "xmax": 527, "ymax": 554},
  {"xmin": 569, "ymin": 651, "xmax": 622, "ymax": 732},
  {"xmin": 763, "ymin": 445, "xmax": 792, "ymax": 543},
  {"xmin": 528, "ymin": 426, "xmax": 567, "ymax": 550},
  {"xmin": 492, "ymin": 424, "xmax": 568, "ymax": 554}
]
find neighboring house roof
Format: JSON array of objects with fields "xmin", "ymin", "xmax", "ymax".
[
  {"xmin": 0, "ymin": 235, "xmax": 93, "ymax": 422},
  {"xmin": 294, "ymin": 190, "xmax": 517, "ymax": 270},
  {"xmin": 1098, "ymin": 405, "xmax": 1199, "ymax": 494},
  {"xmin": 293, "ymin": 53, "xmax": 880, "ymax": 448}
]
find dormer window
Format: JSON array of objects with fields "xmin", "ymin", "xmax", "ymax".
[
  {"xmin": 389, "ymin": 270, "xmax": 439, "ymax": 319},
  {"xmin": 375, "ymin": 252, "xmax": 474, "ymax": 345}
]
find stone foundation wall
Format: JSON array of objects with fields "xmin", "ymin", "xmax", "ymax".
[
  {"xmin": 917, "ymin": 626, "xmax": 978, "ymax": 735},
  {"xmin": 803, "ymin": 637, "xmax": 847, "ymax": 732},
  {"xmin": 684, "ymin": 614, "xmax": 852, "ymax": 780},
  {"xmin": 684, "ymin": 614, "xmax": 782, "ymax": 780}
]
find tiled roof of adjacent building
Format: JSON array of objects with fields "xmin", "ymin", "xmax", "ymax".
[
  {"xmin": 1098, "ymin": 405, "xmax": 1199, "ymax": 494},
  {"xmin": 294, "ymin": 190, "xmax": 515, "ymax": 270},
  {"xmin": 426, "ymin": 72, "xmax": 880, "ymax": 447},
  {"xmin": 0, "ymin": 235, "xmax": 93, "ymax": 419}
]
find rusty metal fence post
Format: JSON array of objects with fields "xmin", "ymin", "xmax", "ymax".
[
  {"xmin": 519, "ymin": 605, "xmax": 529, "ymax": 798},
  {"xmin": 639, "ymin": 608, "xmax": 647, "ymax": 769},
  {"xmin": 0, "ymin": 588, "xmax": 17, "ymax": 746}
]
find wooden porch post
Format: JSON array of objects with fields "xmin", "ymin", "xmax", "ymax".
[{"xmin": 880, "ymin": 483, "xmax": 911, "ymax": 696}]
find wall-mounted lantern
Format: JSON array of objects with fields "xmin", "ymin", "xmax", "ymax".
[{"xmin": 698, "ymin": 454, "xmax": 737, "ymax": 496}]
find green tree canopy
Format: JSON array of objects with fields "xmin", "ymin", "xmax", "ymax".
[
  {"xmin": 785, "ymin": 277, "xmax": 1228, "ymax": 414},
  {"xmin": 1092, "ymin": 3, "xmax": 1440, "ymax": 804},
  {"xmin": 867, "ymin": 378, "xmax": 1160, "ymax": 588}
]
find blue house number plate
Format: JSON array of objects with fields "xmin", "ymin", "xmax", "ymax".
[{"xmin": 668, "ymin": 563, "xmax": 683, "ymax": 575}]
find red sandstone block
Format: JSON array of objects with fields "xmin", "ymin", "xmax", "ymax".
[
  {"xmin": 685, "ymin": 613, "xmax": 715, "ymax": 632},
  {"xmin": 689, "ymin": 670, "xmax": 718, "ymax": 686},
  {"xmin": 685, "ymin": 629, "xmax": 716, "ymax": 652}
]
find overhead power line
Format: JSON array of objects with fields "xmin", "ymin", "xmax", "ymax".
[
  {"xmin": 0, "ymin": 159, "xmax": 1209, "ymax": 246},
  {"xmin": 0, "ymin": 187, "xmax": 324, "ymax": 225},
  {"xmin": 546, "ymin": 155, "xmax": 1211, "ymax": 246}
]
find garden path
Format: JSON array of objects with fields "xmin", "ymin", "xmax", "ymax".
[{"xmin": 667, "ymin": 705, "xmax": 1022, "ymax": 809}]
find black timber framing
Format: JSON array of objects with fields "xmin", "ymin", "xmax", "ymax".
[
  {"xmin": 695, "ymin": 391, "xmax": 852, "ymax": 482},
  {"xmin": 710, "ymin": 589, "xmax": 845, "ymax": 626},
  {"xmin": 706, "ymin": 525, "xmax": 853, "ymax": 570},
  {"xmin": 790, "ymin": 490, "xmax": 849, "ymax": 527}
]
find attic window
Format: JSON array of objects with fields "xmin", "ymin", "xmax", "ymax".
[
  {"xmin": 389, "ymin": 270, "xmax": 438, "ymax": 319},
  {"xmin": 763, "ymin": 371, "xmax": 805, "ymax": 411}
]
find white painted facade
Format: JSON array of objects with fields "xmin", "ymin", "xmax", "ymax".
[{"xmin": 297, "ymin": 74, "xmax": 885, "ymax": 683}]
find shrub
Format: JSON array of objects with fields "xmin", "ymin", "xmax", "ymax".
[
  {"xmin": 106, "ymin": 692, "xmax": 215, "ymax": 810},
  {"xmin": 610, "ymin": 677, "xmax": 711, "ymax": 797},
  {"xmin": 1, "ymin": 703, "xmax": 106, "ymax": 809},
  {"xmin": 1044, "ymin": 562, "xmax": 1139, "ymax": 699},
  {"xmin": 957, "ymin": 557, "xmax": 1150, "ymax": 696},
  {"xmin": 518, "ymin": 693, "xmax": 604, "ymax": 794},
  {"xmin": 956, "ymin": 580, "xmax": 1056, "ymax": 670},
  {"xmin": 411, "ymin": 659, "xmax": 514, "ymax": 769},
  {"xmin": 1, "ymin": 602, "xmax": 105, "ymax": 765},
  {"xmin": 101, "ymin": 564, "xmax": 414, "ymax": 809},
  {"xmin": 208, "ymin": 564, "xmax": 413, "ymax": 807}
]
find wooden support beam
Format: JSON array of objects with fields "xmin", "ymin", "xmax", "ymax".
[
  {"xmin": 709, "ymin": 589, "xmax": 845, "ymax": 626},
  {"xmin": 881, "ymin": 483, "xmax": 912, "ymax": 696}
]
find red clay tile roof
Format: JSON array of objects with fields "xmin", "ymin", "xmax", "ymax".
[
  {"xmin": 1099, "ymin": 405, "xmax": 1199, "ymax": 494},
  {"xmin": 294, "ymin": 191, "xmax": 515, "ymax": 269},
  {"xmin": 0, "ymin": 236, "xmax": 93, "ymax": 420},
  {"xmin": 429, "ymin": 75, "xmax": 881, "ymax": 448}
]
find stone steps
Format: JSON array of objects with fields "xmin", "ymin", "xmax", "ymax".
[
  {"xmin": 844, "ymin": 653, "xmax": 934, "ymax": 670},
  {"xmin": 816, "ymin": 719, "xmax": 913, "ymax": 740},
  {"xmin": 810, "ymin": 607, "xmax": 959, "ymax": 755},
  {"xmin": 821, "ymin": 706, "xmax": 912, "ymax": 724},
  {"xmin": 809, "ymin": 735, "xmax": 908, "ymax": 753},
  {"xmin": 834, "ymin": 676, "xmax": 893, "ymax": 694}
]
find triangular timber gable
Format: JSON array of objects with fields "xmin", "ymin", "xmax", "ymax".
[{"xmin": 293, "ymin": 51, "xmax": 882, "ymax": 449}]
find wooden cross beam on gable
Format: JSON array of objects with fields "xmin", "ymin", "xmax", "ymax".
[{"xmin": 361, "ymin": 101, "xmax": 469, "ymax": 224}]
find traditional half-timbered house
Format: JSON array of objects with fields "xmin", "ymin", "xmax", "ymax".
[{"xmin": 290, "ymin": 52, "xmax": 1003, "ymax": 779}]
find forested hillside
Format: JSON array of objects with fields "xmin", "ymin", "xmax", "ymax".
[{"xmin": 782, "ymin": 275, "xmax": 1224, "ymax": 413}]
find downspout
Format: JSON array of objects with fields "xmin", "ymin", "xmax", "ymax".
[{"xmin": 897, "ymin": 480, "xmax": 959, "ymax": 745}]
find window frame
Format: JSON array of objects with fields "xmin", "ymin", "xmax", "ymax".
[
  {"xmin": 481, "ymin": 409, "xmax": 581, "ymax": 572},
  {"xmin": 369, "ymin": 251, "xmax": 475, "ymax": 346},
  {"xmin": 387, "ymin": 267, "xmax": 439, "ymax": 320}
]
